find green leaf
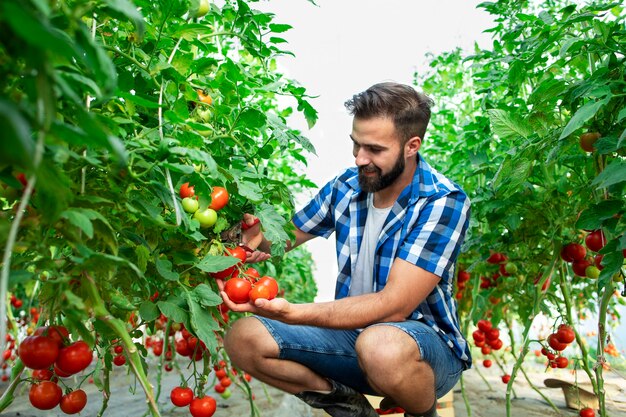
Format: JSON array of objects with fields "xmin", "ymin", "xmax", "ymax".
[
  {"xmin": 156, "ymin": 257, "xmax": 180, "ymax": 281},
  {"xmin": 0, "ymin": 100, "xmax": 35, "ymax": 169},
  {"xmin": 575, "ymin": 200, "xmax": 624, "ymax": 230},
  {"xmin": 591, "ymin": 160, "xmax": 626, "ymax": 188},
  {"xmin": 269, "ymin": 23, "xmax": 292, "ymax": 33},
  {"xmin": 61, "ymin": 209, "xmax": 94, "ymax": 239},
  {"xmin": 257, "ymin": 203, "xmax": 290, "ymax": 257},
  {"xmin": 192, "ymin": 284, "xmax": 223, "ymax": 307},
  {"xmin": 157, "ymin": 300, "xmax": 189, "ymax": 324},
  {"xmin": 235, "ymin": 179, "xmax": 264, "ymax": 203},
  {"xmin": 8, "ymin": 270, "xmax": 34, "ymax": 287},
  {"xmin": 103, "ymin": 0, "xmax": 146, "ymax": 40},
  {"xmin": 195, "ymin": 255, "xmax": 239, "ymax": 273},
  {"xmin": 139, "ymin": 300, "xmax": 160, "ymax": 322},
  {"xmin": 597, "ymin": 250, "xmax": 623, "ymax": 291},
  {"xmin": 487, "ymin": 109, "xmax": 531, "ymax": 139},
  {"xmin": 187, "ymin": 296, "xmax": 219, "ymax": 354},
  {"xmin": 559, "ymin": 99, "xmax": 608, "ymax": 140},
  {"xmin": 238, "ymin": 108, "xmax": 267, "ymax": 129}
]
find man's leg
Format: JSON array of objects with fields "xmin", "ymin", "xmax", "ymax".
[
  {"xmin": 355, "ymin": 324, "xmax": 441, "ymax": 417},
  {"xmin": 223, "ymin": 316, "xmax": 378, "ymax": 417}
]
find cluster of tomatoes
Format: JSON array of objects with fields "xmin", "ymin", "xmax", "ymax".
[
  {"xmin": 17, "ymin": 325, "xmax": 92, "ymax": 414},
  {"xmin": 472, "ymin": 320, "xmax": 504, "ymax": 370},
  {"xmin": 480, "ymin": 252, "xmax": 517, "ymax": 289},
  {"xmin": 208, "ymin": 246, "xmax": 281, "ymax": 304},
  {"xmin": 168, "ymin": 360, "xmax": 253, "ymax": 417},
  {"xmin": 541, "ymin": 324, "xmax": 575, "ymax": 369},
  {"xmin": 179, "ymin": 182, "xmax": 229, "ymax": 228},
  {"xmin": 560, "ymin": 229, "xmax": 607, "ymax": 279}
]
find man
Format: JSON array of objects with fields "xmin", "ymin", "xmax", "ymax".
[{"xmin": 219, "ymin": 82, "xmax": 471, "ymax": 417}]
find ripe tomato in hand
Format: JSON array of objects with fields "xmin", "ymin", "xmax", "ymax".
[
  {"xmin": 249, "ymin": 285, "xmax": 271, "ymax": 302},
  {"xmin": 256, "ymin": 276, "xmax": 279, "ymax": 299},
  {"xmin": 171, "ymin": 386, "xmax": 194, "ymax": 407},
  {"xmin": 224, "ymin": 278, "xmax": 252, "ymax": 304},
  {"xmin": 208, "ymin": 186, "xmax": 229, "ymax": 211},
  {"xmin": 56, "ymin": 341, "xmax": 93, "ymax": 375},
  {"xmin": 189, "ymin": 395, "xmax": 217, "ymax": 417},
  {"xmin": 18, "ymin": 335, "xmax": 59, "ymax": 370},
  {"xmin": 60, "ymin": 389, "xmax": 87, "ymax": 414},
  {"xmin": 29, "ymin": 381, "xmax": 62, "ymax": 410}
]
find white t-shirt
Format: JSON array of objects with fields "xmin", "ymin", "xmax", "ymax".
[{"xmin": 348, "ymin": 194, "xmax": 392, "ymax": 296}]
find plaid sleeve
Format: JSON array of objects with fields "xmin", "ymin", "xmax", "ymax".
[
  {"xmin": 292, "ymin": 177, "xmax": 337, "ymax": 239},
  {"xmin": 397, "ymin": 191, "xmax": 470, "ymax": 282}
]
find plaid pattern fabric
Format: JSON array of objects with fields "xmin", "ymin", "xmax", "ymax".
[{"xmin": 293, "ymin": 154, "xmax": 472, "ymax": 366}]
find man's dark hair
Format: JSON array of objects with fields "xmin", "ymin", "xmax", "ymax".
[{"xmin": 344, "ymin": 82, "xmax": 434, "ymax": 143}]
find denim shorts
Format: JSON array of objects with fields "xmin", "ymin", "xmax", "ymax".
[{"xmin": 255, "ymin": 317, "xmax": 465, "ymax": 398}]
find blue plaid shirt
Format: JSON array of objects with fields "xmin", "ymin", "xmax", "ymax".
[{"xmin": 293, "ymin": 154, "xmax": 472, "ymax": 366}]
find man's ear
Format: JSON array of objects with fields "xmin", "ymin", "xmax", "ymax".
[{"xmin": 405, "ymin": 136, "xmax": 421, "ymax": 157}]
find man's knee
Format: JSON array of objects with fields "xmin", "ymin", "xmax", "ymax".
[{"xmin": 223, "ymin": 317, "xmax": 278, "ymax": 367}]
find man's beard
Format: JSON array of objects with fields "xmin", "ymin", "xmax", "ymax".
[{"xmin": 358, "ymin": 154, "xmax": 405, "ymax": 193}]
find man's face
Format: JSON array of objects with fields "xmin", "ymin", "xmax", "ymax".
[{"xmin": 350, "ymin": 117, "xmax": 406, "ymax": 193}]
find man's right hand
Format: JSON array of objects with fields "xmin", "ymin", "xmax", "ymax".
[{"xmin": 241, "ymin": 214, "xmax": 271, "ymax": 263}]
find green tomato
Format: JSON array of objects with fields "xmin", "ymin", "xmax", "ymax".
[
  {"xmin": 193, "ymin": 208, "xmax": 217, "ymax": 228},
  {"xmin": 182, "ymin": 197, "xmax": 199, "ymax": 213},
  {"xmin": 585, "ymin": 265, "xmax": 600, "ymax": 279},
  {"xmin": 504, "ymin": 263, "xmax": 518, "ymax": 275},
  {"xmin": 220, "ymin": 388, "xmax": 231, "ymax": 400},
  {"xmin": 193, "ymin": 0, "xmax": 210, "ymax": 18}
]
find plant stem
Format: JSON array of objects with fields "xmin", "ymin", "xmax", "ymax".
[
  {"xmin": 460, "ymin": 374, "xmax": 472, "ymax": 417},
  {"xmin": 83, "ymin": 273, "xmax": 161, "ymax": 417},
  {"xmin": 595, "ymin": 280, "xmax": 613, "ymax": 417}
]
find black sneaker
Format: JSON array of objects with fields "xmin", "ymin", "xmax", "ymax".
[{"xmin": 295, "ymin": 379, "xmax": 379, "ymax": 417}]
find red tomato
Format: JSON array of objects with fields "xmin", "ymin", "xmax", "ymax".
[
  {"xmin": 486, "ymin": 252, "xmax": 504, "ymax": 264},
  {"xmin": 34, "ymin": 326, "xmax": 69, "ymax": 348},
  {"xmin": 472, "ymin": 330, "xmax": 485, "ymax": 343},
  {"xmin": 482, "ymin": 359, "xmax": 492, "ymax": 368},
  {"xmin": 53, "ymin": 363, "xmax": 73, "ymax": 378},
  {"xmin": 501, "ymin": 374, "xmax": 511, "ymax": 384},
  {"xmin": 208, "ymin": 186, "xmax": 229, "ymax": 211},
  {"xmin": 564, "ymin": 243, "xmax": 586, "ymax": 262},
  {"xmin": 579, "ymin": 407, "xmax": 596, "ymax": 417},
  {"xmin": 585, "ymin": 230, "xmax": 605, "ymax": 253},
  {"xmin": 175, "ymin": 339, "xmax": 192, "ymax": 356},
  {"xmin": 555, "ymin": 324, "xmax": 575, "ymax": 344},
  {"xmin": 170, "ymin": 386, "xmax": 194, "ymax": 407},
  {"xmin": 179, "ymin": 182, "xmax": 195, "ymax": 198},
  {"xmin": 189, "ymin": 396, "xmax": 217, "ymax": 417},
  {"xmin": 220, "ymin": 376, "xmax": 232, "ymax": 387},
  {"xmin": 214, "ymin": 383, "xmax": 225, "ymax": 393},
  {"xmin": 572, "ymin": 259, "xmax": 592, "ymax": 277},
  {"xmin": 215, "ymin": 368, "xmax": 227, "ymax": 379},
  {"xmin": 256, "ymin": 276, "xmax": 279, "ymax": 299},
  {"xmin": 488, "ymin": 338, "xmax": 503, "ymax": 351},
  {"xmin": 210, "ymin": 246, "xmax": 247, "ymax": 279},
  {"xmin": 547, "ymin": 334, "xmax": 568, "ymax": 351},
  {"xmin": 481, "ymin": 345, "xmax": 491, "ymax": 355},
  {"xmin": 477, "ymin": 320, "xmax": 492, "ymax": 333},
  {"xmin": 244, "ymin": 267, "xmax": 261, "ymax": 281},
  {"xmin": 486, "ymin": 328, "xmax": 500, "ymax": 341},
  {"xmin": 249, "ymin": 285, "xmax": 271, "ymax": 302},
  {"xmin": 224, "ymin": 278, "xmax": 252, "ymax": 304},
  {"xmin": 29, "ymin": 381, "xmax": 62, "ymax": 410},
  {"xmin": 32, "ymin": 368, "xmax": 54, "ymax": 381},
  {"xmin": 60, "ymin": 389, "xmax": 87, "ymax": 414},
  {"xmin": 457, "ymin": 270, "xmax": 470, "ymax": 283},
  {"xmin": 113, "ymin": 354, "xmax": 126, "ymax": 366},
  {"xmin": 18, "ymin": 335, "xmax": 59, "ymax": 370},
  {"xmin": 55, "ymin": 341, "xmax": 93, "ymax": 375},
  {"xmin": 555, "ymin": 356, "xmax": 568, "ymax": 368}
]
